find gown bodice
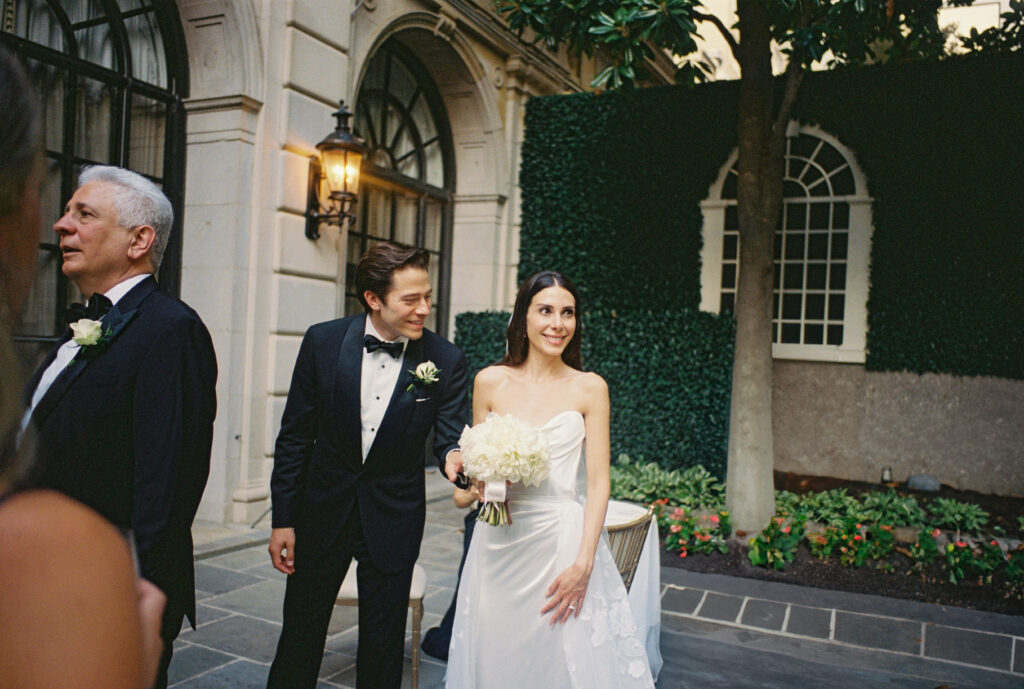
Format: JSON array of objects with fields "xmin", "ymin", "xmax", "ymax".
[{"xmin": 502, "ymin": 409, "xmax": 586, "ymax": 503}]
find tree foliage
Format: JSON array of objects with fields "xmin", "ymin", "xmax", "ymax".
[
  {"xmin": 498, "ymin": 0, "xmax": 971, "ymax": 89},
  {"xmin": 959, "ymin": 0, "xmax": 1024, "ymax": 52}
]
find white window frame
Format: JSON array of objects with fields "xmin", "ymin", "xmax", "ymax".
[{"xmin": 699, "ymin": 123, "xmax": 873, "ymax": 363}]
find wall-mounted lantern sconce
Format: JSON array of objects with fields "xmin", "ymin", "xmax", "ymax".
[{"xmin": 305, "ymin": 100, "xmax": 366, "ymax": 240}]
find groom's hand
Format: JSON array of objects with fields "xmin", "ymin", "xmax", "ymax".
[
  {"xmin": 269, "ymin": 527, "xmax": 296, "ymax": 575},
  {"xmin": 444, "ymin": 449, "xmax": 464, "ymax": 483}
]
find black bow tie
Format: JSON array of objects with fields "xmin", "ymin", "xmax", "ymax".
[
  {"xmin": 364, "ymin": 334, "xmax": 404, "ymax": 359},
  {"xmin": 65, "ymin": 293, "xmax": 113, "ymax": 325}
]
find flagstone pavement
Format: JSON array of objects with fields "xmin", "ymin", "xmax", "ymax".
[{"xmin": 173, "ymin": 470, "xmax": 1024, "ymax": 688}]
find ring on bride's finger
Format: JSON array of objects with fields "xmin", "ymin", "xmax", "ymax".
[{"xmin": 568, "ymin": 604, "xmax": 576, "ymax": 611}]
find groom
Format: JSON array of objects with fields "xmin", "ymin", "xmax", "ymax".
[{"xmin": 267, "ymin": 242, "xmax": 469, "ymax": 689}]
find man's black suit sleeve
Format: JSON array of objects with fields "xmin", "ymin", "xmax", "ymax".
[
  {"xmin": 433, "ymin": 349, "xmax": 469, "ymax": 471},
  {"xmin": 130, "ymin": 312, "xmax": 217, "ymax": 561},
  {"xmin": 270, "ymin": 326, "xmax": 322, "ymax": 528}
]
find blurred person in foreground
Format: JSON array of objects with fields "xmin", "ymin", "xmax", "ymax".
[{"xmin": 0, "ymin": 44, "xmax": 166, "ymax": 689}]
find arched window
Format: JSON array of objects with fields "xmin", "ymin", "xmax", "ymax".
[
  {"xmin": 349, "ymin": 38, "xmax": 454, "ymax": 335},
  {"xmin": 700, "ymin": 125, "xmax": 873, "ymax": 363},
  {"xmin": 1, "ymin": 0, "xmax": 187, "ymax": 361}
]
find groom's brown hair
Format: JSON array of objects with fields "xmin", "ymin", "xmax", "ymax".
[{"xmin": 355, "ymin": 241, "xmax": 430, "ymax": 312}]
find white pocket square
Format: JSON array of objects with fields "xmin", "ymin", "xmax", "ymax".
[{"xmin": 416, "ymin": 398, "xmax": 429, "ymax": 402}]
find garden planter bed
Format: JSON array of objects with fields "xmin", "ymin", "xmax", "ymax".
[{"xmin": 659, "ymin": 471, "xmax": 1024, "ymax": 616}]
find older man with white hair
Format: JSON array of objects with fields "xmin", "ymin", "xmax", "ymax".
[{"xmin": 22, "ymin": 165, "xmax": 217, "ymax": 689}]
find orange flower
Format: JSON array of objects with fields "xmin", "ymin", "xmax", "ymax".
[
  {"xmin": 782, "ymin": 526, "xmax": 791, "ymax": 534},
  {"xmin": 679, "ymin": 549, "xmax": 688, "ymax": 558},
  {"xmin": 670, "ymin": 524, "xmax": 682, "ymax": 533},
  {"xmin": 710, "ymin": 515, "xmax": 720, "ymax": 524},
  {"xmin": 853, "ymin": 535, "xmax": 862, "ymax": 541}
]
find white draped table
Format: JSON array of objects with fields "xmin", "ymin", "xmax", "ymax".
[{"xmin": 604, "ymin": 499, "xmax": 663, "ymax": 681}]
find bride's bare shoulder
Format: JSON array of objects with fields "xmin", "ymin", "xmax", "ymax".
[
  {"xmin": 474, "ymin": 365, "xmax": 509, "ymax": 389},
  {"xmin": 573, "ymin": 370, "xmax": 607, "ymax": 394}
]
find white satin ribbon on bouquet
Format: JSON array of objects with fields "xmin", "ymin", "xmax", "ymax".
[{"xmin": 479, "ymin": 480, "xmax": 511, "ymax": 526}]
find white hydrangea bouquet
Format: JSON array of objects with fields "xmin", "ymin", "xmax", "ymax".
[{"xmin": 458, "ymin": 414, "xmax": 551, "ymax": 526}]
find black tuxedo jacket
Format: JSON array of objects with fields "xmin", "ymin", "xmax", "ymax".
[
  {"xmin": 270, "ymin": 313, "xmax": 469, "ymax": 572},
  {"xmin": 26, "ymin": 276, "xmax": 217, "ymax": 629}
]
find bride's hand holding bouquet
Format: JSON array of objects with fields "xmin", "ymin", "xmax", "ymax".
[{"xmin": 458, "ymin": 414, "xmax": 550, "ymax": 526}]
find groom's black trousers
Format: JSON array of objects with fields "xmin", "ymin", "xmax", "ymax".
[{"xmin": 267, "ymin": 509, "xmax": 416, "ymax": 689}]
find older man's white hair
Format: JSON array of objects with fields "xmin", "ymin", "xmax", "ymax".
[{"xmin": 78, "ymin": 165, "xmax": 173, "ymax": 273}]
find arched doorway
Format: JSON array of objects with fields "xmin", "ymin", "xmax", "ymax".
[
  {"xmin": 348, "ymin": 37, "xmax": 454, "ymax": 335},
  {"xmin": 1, "ymin": 0, "xmax": 188, "ymax": 361}
]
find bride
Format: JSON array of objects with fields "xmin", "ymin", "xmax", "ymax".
[{"xmin": 446, "ymin": 271, "xmax": 654, "ymax": 688}]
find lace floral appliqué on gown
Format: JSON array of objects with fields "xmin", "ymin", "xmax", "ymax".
[{"xmin": 446, "ymin": 411, "xmax": 655, "ymax": 689}]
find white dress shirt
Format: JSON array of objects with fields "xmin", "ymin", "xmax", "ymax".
[
  {"xmin": 20, "ymin": 274, "xmax": 151, "ymax": 437},
  {"xmin": 360, "ymin": 317, "xmax": 408, "ymax": 461}
]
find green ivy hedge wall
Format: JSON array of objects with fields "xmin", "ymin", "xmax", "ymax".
[
  {"xmin": 797, "ymin": 54, "xmax": 1024, "ymax": 379},
  {"xmin": 517, "ymin": 84, "xmax": 739, "ymax": 313},
  {"xmin": 455, "ymin": 52, "xmax": 1024, "ymax": 474},
  {"xmin": 455, "ymin": 309, "xmax": 735, "ymax": 476}
]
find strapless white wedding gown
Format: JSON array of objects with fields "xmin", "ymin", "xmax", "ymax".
[{"xmin": 446, "ymin": 410, "xmax": 655, "ymax": 689}]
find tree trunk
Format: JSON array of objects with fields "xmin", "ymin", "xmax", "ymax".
[{"xmin": 725, "ymin": 0, "xmax": 787, "ymax": 534}]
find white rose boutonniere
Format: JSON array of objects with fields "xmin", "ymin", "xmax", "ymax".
[
  {"xmin": 70, "ymin": 318, "xmax": 104, "ymax": 346},
  {"xmin": 67, "ymin": 318, "xmax": 114, "ymax": 366},
  {"xmin": 406, "ymin": 360, "xmax": 441, "ymax": 392}
]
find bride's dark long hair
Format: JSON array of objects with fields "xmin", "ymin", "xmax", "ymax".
[{"xmin": 499, "ymin": 270, "xmax": 583, "ymax": 371}]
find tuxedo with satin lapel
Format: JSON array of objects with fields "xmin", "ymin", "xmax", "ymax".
[
  {"xmin": 268, "ymin": 313, "xmax": 469, "ymax": 689},
  {"xmin": 27, "ymin": 275, "xmax": 217, "ymax": 638}
]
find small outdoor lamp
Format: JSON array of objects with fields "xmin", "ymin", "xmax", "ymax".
[{"xmin": 305, "ymin": 100, "xmax": 366, "ymax": 239}]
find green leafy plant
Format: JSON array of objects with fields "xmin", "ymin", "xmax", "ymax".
[
  {"xmin": 775, "ymin": 490, "xmax": 801, "ymax": 517},
  {"xmin": 796, "ymin": 489, "xmax": 865, "ymax": 527},
  {"xmin": 941, "ymin": 539, "xmax": 1004, "ymax": 585},
  {"xmin": 868, "ymin": 523, "xmax": 897, "ymax": 563},
  {"xmin": 823, "ymin": 519, "xmax": 877, "ymax": 569},
  {"xmin": 1002, "ymin": 547, "xmax": 1024, "ymax": 599},
  {"xmin": 971, "ymin": 540, "xmax": 1009, "ymax": 586},
  {"xmin": 805, "ymin": 524, "xmax": 839, "ymax": 560},
  {"xmin": 860, "ymin": 490, "xmax": 926, "ymax": 527},
  {"xmin": 747, "ymin": 514, "xmax": 804, "ymax": 571},
  {"xmin": 944, "ymin": 541, "xmax": 973, "ymax": 584},
  {"xmin": 660, "ymin": 505, "xmax": 731, "ymax": 558},
  {"xmin": 610, "ymin": 457, "xmax": 725, "ymax": 509},
  {"xmin": 929, "ymin": 498, "xmax": 990, "ymax": 537},
  {"xmin": 906, "ymin": 528, "xmax": 942, "ymax": 573},
  {"xmin": 608, "ymin": 458, "xmax": 1014, "ymax": 595}
]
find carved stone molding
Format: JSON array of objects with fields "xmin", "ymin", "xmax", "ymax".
[
  {"xmin": 178, "ymin": 0, "xmax": 264, "ymax": 102},
  {"xmin": 184, "ymin": 94, "xmax": 263, "ymax": 115}
]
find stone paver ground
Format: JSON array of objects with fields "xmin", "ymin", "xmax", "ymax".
[{"xmin": 173, "ymin": 471, "xmax": 1024, "ymax": 688}]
